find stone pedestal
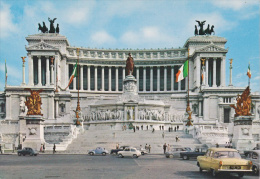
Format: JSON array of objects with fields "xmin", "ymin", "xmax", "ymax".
[
  {"xmin": 22, "ymin": 115, "xmax": 45, "ymax": 151},
  {"xmin": 122, "ymin": 75, "xmax": 138, "ymax": 102},
  {"xmin": 232, "ymin": 116, "xmax": 255, "ymax": 151}
]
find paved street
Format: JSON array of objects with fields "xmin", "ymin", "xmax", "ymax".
[{"xmin": 0, "ymin": 154, "xmax": 258, "ymax": 179}]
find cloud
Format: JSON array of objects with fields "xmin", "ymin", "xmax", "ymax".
[
  {"xmin": 0, "ymin": 2, "xmax": 18, "ymax": 38},
  {"xmin": 90, "ymin": 31, "xmax": 116, "ymax": 45},
  {"xmin": 254, "ymin": 76, "xmax": 260, "ymax": 80},
  {"xmin": 0, "ymin": 62, "xmax": 21, "ymax": 80},
  {"xmin": 211, "ymin": 0, "xmax": 259, "ymax": 11}
]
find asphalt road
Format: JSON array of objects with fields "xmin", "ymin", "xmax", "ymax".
[{"xmin": 0, "ymin": 154, "xmax": 258, "ymax": 179}]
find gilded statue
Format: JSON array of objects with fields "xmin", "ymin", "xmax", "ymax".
[
  {"xmin": 24, "ymin": 89, "xmax": 43, "ymax": 116},
  {"xmin": 126, "ymin": 53, "xmax": 134, "ymax": 76},
  {"xmin": 230, "ymin": 86, "xmax": 251, "ymax": 117}
]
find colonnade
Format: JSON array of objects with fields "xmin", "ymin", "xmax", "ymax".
[{"xmin": 68, "ymin": 65, "xmax": 187, "ymax": 92}]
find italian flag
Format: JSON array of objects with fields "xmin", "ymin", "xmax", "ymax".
[
  {"xmin": 176, "ymin": 60, "xmax": 188, "ymax": 82},
  {"xmin": 247, "ymin": 63, "xmax": 251, "ymax": 78},
  {"xmin": 66, "ymin": 62, "xmax": 77, "ymax": 89}
]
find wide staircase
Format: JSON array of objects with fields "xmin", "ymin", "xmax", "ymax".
[{"xmin": 65, "ymin": 129, "xmax": 202, "ymax": 154}]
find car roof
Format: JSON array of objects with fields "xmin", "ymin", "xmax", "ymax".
[{"xmin": 209, "ymin": 148, "xmax": 238, "ymax": 152}]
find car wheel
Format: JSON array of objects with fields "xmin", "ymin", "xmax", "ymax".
[
  {"xmin": 183, "ymin": 155, "xmax": 189, "ymax": 160},
  {"xmin": 102, "ymin": 152, "xmax": 106, "ymax": 156},
  {"xmin": 169, "ymin": 154, "xmax": 173, "ymax": 158},
  {"xmin": 141, "ymin": 152, "xmax": 144, "ymax": 155},
  {"xmin": 89, "ymin": 152, "xmax": 94, "ymax": 156},
  {"xmin": 252, "ymin": 166, "xmax": 259, "ymax": 175},
  {"xmin": 118, "ymin": 154, "xmax": 123, "ymax": 158},
  {"xmin": 238, "ymin": 173, "xmax": 244, "ymax": 177},
  {"xmin": 212, "ymin": 169, "xmax": 218, "ymax": 177},
  {"xmin": 133, "ymin": 154, "xmax": 137, "ymax": 158},
  {"xmin": 18, "ymin": 153, "xmax": 21, "ymax": 156}
]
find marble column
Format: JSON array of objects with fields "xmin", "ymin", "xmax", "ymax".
[
  {"xmin": 221, "ymin": 57, "xmax": 226, "ymax": 87},
  {"xmin": 55, "ymin": 100, "xmax": 59, "ymax": 118},
  {"xmin": 136, "ymin": 67, "xmax": 139, "ymax": 91},
  {"xmin": 55, "ymin": 54, "xmax": 60, "ymax": 88},
  {"xmin": 164, "ymin": 66, "xmax": 167, "ymax": 91},
  {"xmin": 157, "ymin": 67, "xmax": 160, "ymax": 91},
  {"xmin": 46, "ymin": 57, "xmax": 50, "ymax": 86},
  {"xmin": 171, "ymin": 66, "xmax": 174, "ymax": 91},
  {"xmin": 80, "ymin": 65, "xmax": 83, "ymax": 90},
  {"xmin": 213, "ymin": 58, "xmax": 217, "ymax": 87},
  {"xmin": 109, "ymin": 66, "xmax": 111, "ymax": 91},
  {"xmin": 205, "ymin": 58, "xmax": 209, "ymax": 87},
  {"xmin": 94, "ymin": 66, "xmax": 97, "ymax": 91},
  {"xmin": 196, "ymin": 56, "xmax": 200, "ymax": 87},
  {"xmin": 143, "ymin": 67, "xmax": 146, "ymax": 92},
  {"xmin": 50, "ymin": 58, "xmax": 54, "ymax": 86},
  {"xmin": 87, "ymin": 66, "xmax": 90, "ymax": 91},
  {"xmin": 48, "ymin": 94, "xmax": 54, "ymax": 119},
  {"xmin": 123, "ymin": 68, "xmax": 125, "ymax": 80},
  {"xmin": 38, "ymin": 56, "xmax": 42, "ymax": 86},
  {"xmin": 150, "ymin": 67, "xmax": 153, "ymax": 92},
  {"xmin": 199, "ymin": 101, "xmax": 202, "ymax": 116},
  {"xmin": 116, "ymin": 67, "xmax": 118, "ymax": 91},
  {"xmin": 102, "ymin": 66, "xmax": 104, "ymax": 91},
  {"xmin": 28, "ymin": 54, "xmax": 34, "ymax": 86}
]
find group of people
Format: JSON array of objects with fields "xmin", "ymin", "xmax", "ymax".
[
  {"xmin": 225, "ymin": 142, "xmax": 233, "ymax": 148},
  {"xmin": 144, "ymin": 144, "xmax": 151, "ymax": 153},
  {"xmin": 163, "ymin": 143, "xmax": 171, "ymax": 154},
  {"xmin": 40, "ymin": 143, "xmax": 46, "ymax": 153}
]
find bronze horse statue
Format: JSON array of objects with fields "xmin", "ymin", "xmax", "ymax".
[
  {"xmin": 48, "ymin": 17, "xmax": 57, "ymax": 33},
  {"xmin": 126, "ymin": 53, "xmax": 134, "ymax": 76},
  {"xmin": 38, "ymin": 22, "xmax": 48, "ymax": 33}
]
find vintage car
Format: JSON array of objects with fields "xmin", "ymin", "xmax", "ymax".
[
  {"xmin": 245, "ymin": 150, "xmax": 260, "ymax": 175},
  {"xmin": 88, "ymin": 147, "xmax": 109, "ymax": 156},
  {"xmin": 110, "ymin": 145, "xmax": 130, "ymax": 155},
  {"xmin": 165, "ymin": 147, "xmax": 192, "ymax": 158},
  {"xmin": 118, "ymin": 147, "xmax": 141, "ymax": 158},
  {"xmin": 136, "ymin": 147, "xmax": 148, "ymax": 155},
  {"xmin": 197, "ymin": 148, "xmax": 252, "ymax": 177},
  {"xmin": 180, "ymin": 148, "xmax": 207, "ymax": 160},
  {"xmin": 17, "ymin": 147, "xmax": 39, "ymax": 156}
]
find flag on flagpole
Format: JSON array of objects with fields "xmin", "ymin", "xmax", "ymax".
[
  {"xmin": 176, "ymin": 60, "xmax": 188, "ymax": 82},
  {"xmin": 65, "ymin": 62, "xmax": 77, "ymax": 89},
  {"xmin": 247, "ymin": 63, "xmax": 251, "ymax": 78},
  {"xmin": 5, "ymin": 60, "xmax": 7, "ymax": 83}
]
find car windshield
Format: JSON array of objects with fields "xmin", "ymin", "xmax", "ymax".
[{"xmin": 214, "ymin": 151, "xmax": 241, "ymax": 159}]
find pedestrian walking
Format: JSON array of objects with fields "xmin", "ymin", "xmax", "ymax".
[
  {"xmin": 146, "ymin": 125, "xmax": 148, "ymax": 130},
  {"xmin": 163, "ymin": 143, "xmax": 167, "ymax": 154},
  {"xmin": 162, "ymin": 126, "xmax": 164, "ymax": 130},
  {"xmin": 168, "ymin": 127, "xmax": 170, "ymax": 132},
  {"xmin": 162, "ymin": 132, "xmax": 164, "ymax": 138},
  {"xmin": 225, "ymin": 142, "xmax": 228, "ymax": 148},
  {"xmin": 216, "ymin": 143, "xmax": 219, "ymax": 148},
  {"xmin": 116, "ymin": 143, "xmax": 119, "ymax": 149},
  {"xmin": 141, "ymin": 125, "xmax": 143, "ymax": 130},
  {"xmin": 174, "ymin": 126, "xmax": 176, "ymax": 132},
  {"xmin": 40, "ymin": 144, "xmax": 43, "ymax": 152},
  {"xmin": 148, "ymin": 145, "xmax": 151, "ymax": 153},
  {"xmin": 0, "ymin": 144, "xmax": 2, "ymax": 154},
  {"xmin": 159, "ymin": 126, "xmax": 161, "ymax": 130},
  {"xmin": 177, "ymin": 125, "xmax": 179, "ymax": 131},
  {"xmin": 43, "ymin": 143, "xmax": 45, "ymax": 153},
  {"xmin": 133, "ymin": 126, "xmax": 135, "ymax": 133},
  {"xmin": 176, "ymin": 135, "xmax": 179, "ymax": 142},
  {"xmin": 53, "ymin": 143, "xmax": 56, "ymax": 154},
  {"xmin": 145, "ymin": 144, "xmax": 148, "ymax": 150}
]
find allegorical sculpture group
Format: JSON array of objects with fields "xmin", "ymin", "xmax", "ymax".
[
  {"xmin": 38, "ymin": 17, "xmax": 59, "ymax": 34},
  {"xmin": 195, "ymin": 20, "xmax": 215, "ymax": 36}
]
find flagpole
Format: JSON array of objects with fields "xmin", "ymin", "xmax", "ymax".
[
  {"xmin": 5, "ymin": 59, "xmax": 7, "ymax": 88},
  {"xmin": 76, "ymin": 48, "xmax": 81, "ymax": 125},
  {"xmin": 187, "ymin": 49, "xmax": 189, "ymax": 107}
]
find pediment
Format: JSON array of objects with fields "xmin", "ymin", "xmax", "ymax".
[
  {"xmin": 196, "ymin": 44, "xmax": 228, "ymax": 53},
  {"xmin": 26, "ymin": 42, "xmax": 58, "ymax": 51}
]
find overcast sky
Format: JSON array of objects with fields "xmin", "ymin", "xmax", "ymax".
[{"xmin": 0, "ymin": 0, "xmax": 259, "ymax": 92}]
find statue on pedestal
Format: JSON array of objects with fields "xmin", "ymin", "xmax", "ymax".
[
  {"xmin": 126, "ymin": 53, "xmax": 134, "ymax": 76},
  {"xmin": 230, "ymin": 86, "xmax": 251, "ymax": 117},
  {"xmin": 48, "ymin": 17, "xmax": 57, "ymax": 33},
  {"xmin": 24, "ymin": 89, "xmax": 43, "ymax": 116}
]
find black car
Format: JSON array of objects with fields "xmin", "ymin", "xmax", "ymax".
[
  {"xmin": 17, "ymin": 147, "xmax": 39, "ymax": 156},
  {"xmin": 180, "ymin": 148, "xmax": 207, "ymax": 160},
  {"xmin": 110, "ymin": 146, "xmax": 130, "ymax": 155}
]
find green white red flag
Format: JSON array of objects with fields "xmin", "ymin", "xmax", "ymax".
[
  {"xmin": 176, "ymin": 60, "xmax": 188, "ymax": 82},
  {"xmin": 247, "ymin": 63, "xmax": 251, "ymax": 78},
  {"xmin": 5, "ymin": 60, "xmax": 7, "ymax": 83},
  {"xmin": 66, "ymin": 62, "xmax": 77, "ymax": 89}
]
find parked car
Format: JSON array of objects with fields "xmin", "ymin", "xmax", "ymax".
[
  {"xmin": 180, "ymin": 148, "xmax": 207, "ymax": 160},
  {"xmin": 88, "ymin": 147, "xmax": 109, "ymax": 156},
  {"xmin": 136, "ymin": 147, "xmax": 148, "ymax": 155},
  {"xmin": 118, "ymin": 147, "xmax": 141, "ymax": 158},
  {"xmin": 197, "ymin": 148, "xmax": 252, "ymax": 177},
  {"xmin": 17, "ymin": 147, "xmax": 39, "ymax": 156},
  {"xmin": 110, "ymin": 146, "xmax": 130, "ymax": 155},
  {"xmin": 165, "ymin": 147, "xmax": 192, "ymax": 158},
  {"xmin": 245, "ymin": 150, "xmax": 260, "ymax": 175},
  {"xmin": 244, "ymin": 147, "xmax": 259, "ymax": 157}
]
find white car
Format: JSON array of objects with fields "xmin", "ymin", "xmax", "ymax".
[{"xmin": 118, "ymin": 147, "xmax": 141, "ymax": 158}]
